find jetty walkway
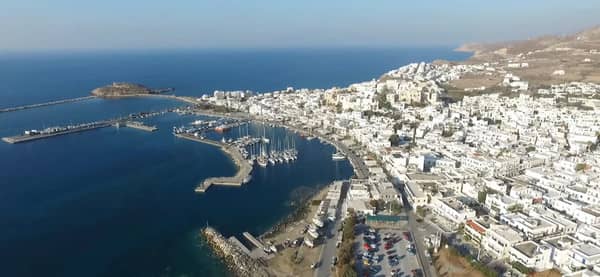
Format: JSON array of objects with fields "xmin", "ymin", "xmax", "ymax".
[
  {"xmin": 173, "ymin": 133, "xmax": 253, "ymax": 193},
  {"xmin": 0, "ymin": 96, "xmax": 96, "ymax": 113},
  {"xmin": 2, "ymin": 109, "xmax": 166, "ymax": 144},
  {"xmin": 202, "ymin": 227, "xmax": 271, "ymax": 277}
]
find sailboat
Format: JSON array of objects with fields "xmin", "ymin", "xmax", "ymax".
[
  {"xmin": 268, "ymin": 141, "xmax": 276, "ymax": 165},
  {"xmin": 261, "ymin": 125, "xmax": 270, "ymax": 144},
  {"xmin": 257, "ymin": 143, "xmax": 268, "ymax": 167},
  {"xmin": 248, "ymin": 143, "xmax": 256, "ymax": 165}
]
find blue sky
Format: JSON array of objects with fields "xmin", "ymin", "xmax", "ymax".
[{"xmin": 1, "ymin": 0, "xmax": 599, "ymax": 50}]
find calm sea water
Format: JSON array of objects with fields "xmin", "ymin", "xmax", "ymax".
[{"xmin": 0, "ymin": 48, "xmax": 468, "ymax": 277}]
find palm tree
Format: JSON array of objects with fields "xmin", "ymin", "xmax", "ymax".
[{"xmin": 410, "ymin": 122, "xmax": 420, "ymax": 146}]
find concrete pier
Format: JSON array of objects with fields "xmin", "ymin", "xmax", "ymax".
[
  {"xmin": 122, "ymin": 121, "xmax": 158, "ymax": 132},
  {"xmin": 2, "ymin": 109, "xmax": 171, "ymax": 144},
  {"xmin": 202, "ymin": 227, "xmax": 271, "ymax": 277},
  {"xmin": 0, "ymin": 96, "xmax": 96, "ymax": 113},
  {"xmin": 174, "ymin": 133, "xmax": 253, "ymax": 193},
  {"xmin": 243, "ymin": 232, "xmax": 266, "ymax": 250},
  {"xmin": 228, "ymin": 236, "xmax": 252, "ymax": 255},
  {"xmin": 2, "ymin": 122, "xmax": 112, "ymax": 144}
]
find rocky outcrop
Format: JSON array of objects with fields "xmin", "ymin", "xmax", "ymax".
[{"xmin": 91, "ymin": 82, "xmax": 153, "ymax": 97}]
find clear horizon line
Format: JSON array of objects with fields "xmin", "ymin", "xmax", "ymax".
[{"xmin": 0, "ymin": 44, "xmax": 468, "ymax": 54}]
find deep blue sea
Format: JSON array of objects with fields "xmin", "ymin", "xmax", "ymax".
[{"xmin": 0, "ymin": 48, "xmax": 469, "ymax": 277}]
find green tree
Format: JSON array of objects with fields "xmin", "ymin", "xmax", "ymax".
[
  {"xmin": 341, "ymin": 263, "xmax": 358, "ymax": 277},
  {"xmin": 390, "ymin": 201, "xmax": 403, "ymax": 214},
  {"xmin": 409, "ymin": 122, "xmax": 419, "ymax": 145},
  {"xmin": 478, "ymin": 190, "xmax": 488, "ymax": 204},
  {"xmin": 511, "ymin": 261, "xmax": 534, "ymax": 275},
  {"xmin": 377, "ymin": 87, "xmax": 393, "ymax": 110},
  {"xmin": 441, "ymin": 129, "xmax": 454, "ymax": 137},
  {"xmin": 457, "ymin": 223, "xmax": 465, "ymax": 234},
  {"xmin": 416, "ymin": 206, "xmax": 426, "ymax": 218},
  {"xmin": 507, "ymin": 204, "xmax": 523, "ymax": 213},
  {"xmin": 389, "ymin": 134, "xmax": 401, "ymax": 146},
  {"xmin": 393, "ymin": 122, "xmax": 403, "ymax": 133}
]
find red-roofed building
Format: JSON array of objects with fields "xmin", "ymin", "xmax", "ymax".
[{"xmin": 465, "ymin": 219, "xmax": 488, "ymax": 244}]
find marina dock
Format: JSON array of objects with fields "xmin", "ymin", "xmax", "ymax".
[
  {"xmin": 252, "ymin": 119, "xmax": 369, "ymax": 179},
  {"xmin": 174, "ymin": 133, "xmax": 253, "ymax": 193}
]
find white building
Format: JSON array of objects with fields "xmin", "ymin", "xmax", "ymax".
[
  {"xmin": 500, "ymin": 213, "xmax": 558, "ymax": 239},
  {"xmin": 432, "ymin": 197, "xmax": 476, "ymax": 225},
  {"xmin": 482, "ymin": 224, "xmax": 524, "ymax": 259},
  {"xmin": 509, "ymin": 241, "xmax": 553, "ymax": 271}
]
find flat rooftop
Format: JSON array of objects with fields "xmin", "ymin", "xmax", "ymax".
[
  {"xmin": 406, "ymin": 173, "xmax": 445, "ymax": 182},
  {"xmin": 440, "ymin": 197, "xmax": 466, "ymax": 211},
  {"xmin": 543, "ymin": 235, "xmax": 578, "ymax": 250},
  {"xmin": 491, "ymin": 225, "xmax": 523, "ymax": 243},
  {"xmin": 406, "ymin": 181, "xmax": 425, "ymax": 198},
  {"xmin": 582, "ymin": 207, "xmax": 600, "ymax": 217},
  {"xmin": 514, "ymin": 241, "xmax": 539, "ymax": 258},
  {"xmin": 575, "ymin": 243, "xmax": 600, "ymax": 257}
]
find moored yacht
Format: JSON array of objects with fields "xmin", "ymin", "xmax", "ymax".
[
  {"xmin": 257, "ymin": 156, "xmax": 268, "ymax": 167},
  {"xmin": 332, "ymin": 151, "xmax": 346, "ymax": 161}
]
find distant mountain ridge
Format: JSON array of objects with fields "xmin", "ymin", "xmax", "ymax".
[{"xmin": 458, "ymin": 26, "xmax": 600, "ymax": 60}]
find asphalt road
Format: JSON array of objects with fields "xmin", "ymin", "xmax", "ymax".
[
  {"xmin": 314, "ymin": 217, "xmax": 342, "ymax": 277},
  {"xmin": 400, "ymin": 186, "xmax": 437, "ymax": 277},
  {"xmin": 314, "ymin": 181, "xmax": 350, "ymax": 277}
]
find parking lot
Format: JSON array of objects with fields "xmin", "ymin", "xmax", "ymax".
[{"xmin": 354, "ymin": 224, "xmax": 422, "ymax": 277}]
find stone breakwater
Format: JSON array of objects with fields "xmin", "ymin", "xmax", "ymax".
[{"xmin": 202, "ymin": 227, "xmax": 271, "ymax": 277}]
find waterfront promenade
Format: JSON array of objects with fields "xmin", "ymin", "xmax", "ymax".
[{"xmin": 173, "ymin": 133, "xmax": 252, "ymax": 193}]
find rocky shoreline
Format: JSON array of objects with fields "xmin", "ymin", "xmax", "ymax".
[{"xmin": 259, "ymin": 187, "xmax": 316, "ymax": 240}]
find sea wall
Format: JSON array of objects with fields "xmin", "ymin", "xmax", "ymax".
[{"xmin": 202, "ymin": 227, "xmax": 271, "ymax": 277}]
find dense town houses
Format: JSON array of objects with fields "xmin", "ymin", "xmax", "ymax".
[{"xmin": 203, "ymin": 60, "xmax": 600, "ymax": 276}]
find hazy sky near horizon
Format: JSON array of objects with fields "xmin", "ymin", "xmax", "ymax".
[{"xmin": 1, "ymin": 0, "xmax": 599, "ymax": 51}]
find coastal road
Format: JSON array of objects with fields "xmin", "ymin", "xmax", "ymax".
[
  {"xmin": 314, "ymin": 182, "xmax": 350, "ymax": 277},
  {"xmin": 400, "ymin": 187, "xmax": 437, "ymax": 277},
  {"xmin": 328, "ymin": 139, "xmax": 369, "ymax": 179},
  {"xmin": 314, "ymin": 217, "xmax": 342, "ymax": 277}
]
